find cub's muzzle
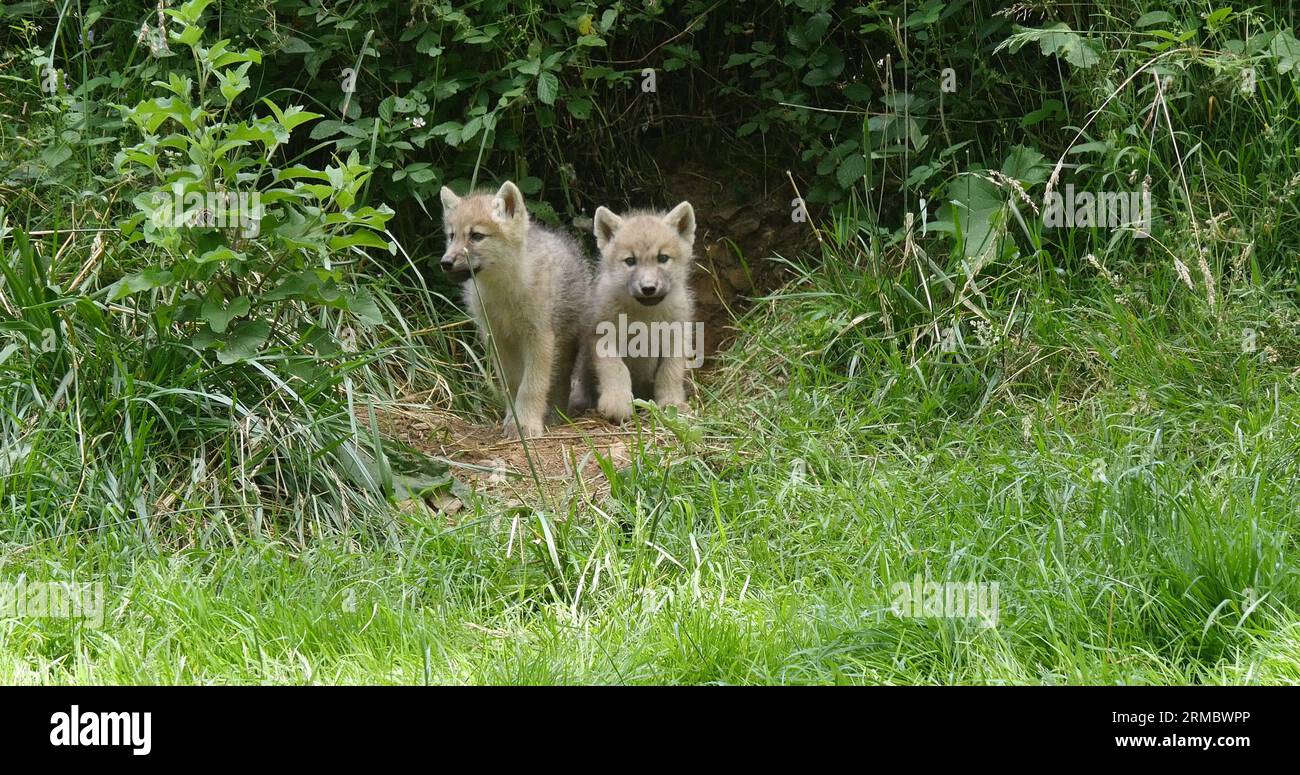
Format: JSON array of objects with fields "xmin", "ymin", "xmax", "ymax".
[
  {"xmin": 440, "ymin": 256, "xmax": 475, "ymax": 283},
  {"xmin": 629, "ymin": 280, "xmax": 667, "ymax": 306}
]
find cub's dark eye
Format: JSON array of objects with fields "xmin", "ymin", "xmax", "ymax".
[
  {"xmin": 624, "ymin": 256, "xmax": 637, "ymax": 266},
  {"xmin": 657, "ymin": 253, "xmax": 670, "ymax": 264},
  {"xmin": 469, "ymin": 231, "xmax": 487, "ymax": 243}
]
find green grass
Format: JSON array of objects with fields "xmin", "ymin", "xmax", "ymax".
[{"xmin": 3, "ymin": 255, "xmax": 1298, "ymax": 684}]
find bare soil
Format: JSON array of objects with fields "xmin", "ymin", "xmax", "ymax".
[{"xmin": 363, "ymin": 396, "xmax": 677, "ymax": 513}]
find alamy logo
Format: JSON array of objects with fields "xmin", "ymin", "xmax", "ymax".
[
  {"xmin": 0, "ymin": 580, "xmax": 104, "ymax": 627},
  {"xmin": 890, "ymin": 575, "xmax": 999, "ymax": 628},
  {"xmin": 1043, "ymin": 185, "xmax": 1152, "ymax": 236},
  {"xmin": 50, "ymin": 706, "xmax": 151, "ymax": 756},
  {"xmin": 149, "ymin": 190, "xmax": 263, "ymax": 237},
  {"xmin": 595, "ymin": 313, "xmax": 705, "ymax": 368}
]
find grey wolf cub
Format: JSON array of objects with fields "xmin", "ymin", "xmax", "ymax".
[
  {"xmin": 583, "ymin": 202, "xmax": 698, "ymax": 423},
  {"xmin": 439, "ymin": 181, "xmax": 591, "ymax": 439}
]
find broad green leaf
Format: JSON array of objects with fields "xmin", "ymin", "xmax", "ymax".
[
  {"xmin": 1001, "ymin": 145, "xmax": 1048, "ymax": 186},
  {"xmin": 201, "ymin": 295, "xmax": 249, "ymax": 333},
  {"xmin": 112, "ymin": 267, "xmax": 175, "ymax": 300},
  {"xmin": 342, "ymin": 290, "xmax": 383, "ymax": 326},
  {"xmin": 329, "ymin": 231, "xmax": 393, "ymax": 252},
  {"xmin": 998, "ymin": 24, "xmax": 1105, "ymax": 69},
  {"xmin": 537, "ymin": 72, "xmax": 559, "ymax": 105},
  {"xmin": 215, "ymin": 320, "xmax": 270, "ymax": 364},
  {"xmin": 943, "ymin": 173, "xmax": 1007, "ymax": 262},
  {"xmin": 1272, "ymin": 30, "xmax": 1300, "ymax": 74},
  {"xmin": 1136, "ymin": 12, "xmax": 1173, "ymax": 27},
  {"xmin": 195, "ymin": 245, "xmax": 245, "ymax": 264},
  {"xmin": 836, "ymin": 154, "xmax": 867, "ymax": 189},
  {"xmin": 280, "ymin": 36, "xmax": 314, "ymax": 54}
]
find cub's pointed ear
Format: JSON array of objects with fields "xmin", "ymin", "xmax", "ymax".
[
  {"xmin": 492, "ymin": 180, "xmax": 527, "ymax": 223},
  {"xmin": 440, "ymin": 186, "xmax": 460, "ymax": 213},
  {"xmin": 593, "ymin": 206, "xmax": 622, "ymax": 250},
  {"xmin": 663, "ymin": 201, "xmax": 696, "ymax": 244}
]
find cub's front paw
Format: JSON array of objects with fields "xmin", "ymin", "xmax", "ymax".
[
  {"xmin": 655, "ymin": 385, "xmax": 688, "ymax": 413},
  {"xmin": 658, "ymin": 398, "xmax": 689, "ymax": 413},
  {"xmin": 502, "ymin": 415, "xmax": 544, "ymax": 440},
  {"xmin": 597, "ymin": 390, "xmax": 634, "ymax": 424},
  {"xmin": 567, "ymin": 390, "xmax": 592, "ymax": 416}
]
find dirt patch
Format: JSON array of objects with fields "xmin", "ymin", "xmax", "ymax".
[{"xmin": 362, "ymin": 394, "xmax": 680, "ymax": 511}]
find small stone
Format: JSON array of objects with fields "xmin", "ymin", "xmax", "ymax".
[
  {"xmin": 705, "ymin": 241, "xmax": 728, "ymax": 264},
  {"xmin": 432, "ymin": 495, "xmax": 463, "ymax": 516},
  {"xmin": 396, "ymin": 498, "xmax": 432, "ymax": 516},
  {"xmin": 727, "ymin": 268, "xmax": 752, "ymax": 292}
]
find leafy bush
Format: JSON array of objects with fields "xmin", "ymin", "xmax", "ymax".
[
  {"xmin": 0, "ymin": 0, "xmax": 429, "ymax": 538},
  {"xmin": 112, "ymin": 0, "xmax": 393, "ymax": 369}
]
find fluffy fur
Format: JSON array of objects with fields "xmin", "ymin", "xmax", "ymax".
[
  {"xmin": 440, "ymin": 181, "xmax": 592, "ymax": 438},
  {"xmin": 581, "ymin": 201, "xmax": 697, "ymax": 422}
]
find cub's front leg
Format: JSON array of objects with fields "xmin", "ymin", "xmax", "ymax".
[
  {"xmin": 653, "ymin": 353, "xmax": 688, "ymax": 410},
  {"xmin": 504, "ymin": 328, "xmax": 554, "ymax": 440},
  {"xmin": 595, "ymin": 344, "xmax": 635, "ymax": 423}
]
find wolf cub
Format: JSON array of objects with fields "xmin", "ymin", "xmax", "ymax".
[
  {"xmin": 584, "ymin": 202, "xmax": 698, "ymax": 423},
  {"xmin": 440, "ymin": 181, "xmax": 591, "ymax": 439}
]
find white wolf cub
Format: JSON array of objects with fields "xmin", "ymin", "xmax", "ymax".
[
  {"xmin": 439, "ymin": 181, "xmax": 591, "ymax": 439},
  {"xmin": 583, "ymin": 202, "xmax": 698, "ymax": 423}
]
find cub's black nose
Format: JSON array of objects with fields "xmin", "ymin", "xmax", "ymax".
[
  {"xmin": 640, "ymin": 285, "xmax": 657, "ymax": 295},
  {"xmin": 441, "ymin": 258, "xmax": 473, "ymax": 284}
]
